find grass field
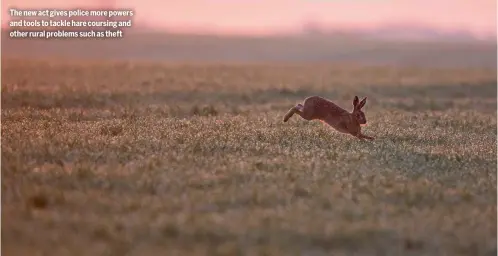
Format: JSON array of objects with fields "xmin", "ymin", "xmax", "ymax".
[
  {"xmin": 3, "ymin": 32, "xmax": 496, "ymax": 68},
  {"xmin": 2, "ymin": 57, "xmax": 497, "ymax": 255}
]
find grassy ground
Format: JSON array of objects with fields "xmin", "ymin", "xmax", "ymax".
[
  {"xmin": 2, "ymin": 58, "xmax": 497, "ymax": 256},
  {"xmin": 3, "ymin": 32, "xmax": 496, "ymax": 68}
]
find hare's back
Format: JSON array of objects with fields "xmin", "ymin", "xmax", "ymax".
[{"xmin": 303, "ymin": 96, "xmax": 346, "ymax": 119}]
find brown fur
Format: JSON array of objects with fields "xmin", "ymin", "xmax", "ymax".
[{"xmin": 283, "ymin": 95, "xmax": 374, "ymax": 140}]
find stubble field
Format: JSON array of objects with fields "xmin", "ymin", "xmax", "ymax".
[{"xmin": 2, "ymin": 58, "xmax": 497, "ymax": 256}]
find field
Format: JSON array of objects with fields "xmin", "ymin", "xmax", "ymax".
[
  {"xmin": 1, "ymin": 36, "xmax": 497, "ymax": 255},
  {"xmin": 2, "ymin": 32, "xmax": 496, "ymax": 68}
]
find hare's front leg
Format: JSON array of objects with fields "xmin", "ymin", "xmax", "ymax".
[
  {"xmin": 359, "ymin": 133, "xmax": 374, "ymax": 140},
  {"xmin": 350, "ymin": 131, "xmax": 375, "ymax": 141},
  {"xmin": 344, "ymin": 125, "xmax": 368, "ymax": 141}
]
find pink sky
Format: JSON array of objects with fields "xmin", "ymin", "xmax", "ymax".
[{"xmin": 2, "ymin": 0, "xmax": 497, "ymax": 36}]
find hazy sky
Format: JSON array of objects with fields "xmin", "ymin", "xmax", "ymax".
[{"xmin": 2, "ymin": 0, "xmax": 496, "ymax": 36}]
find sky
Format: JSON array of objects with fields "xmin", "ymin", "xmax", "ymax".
[{"xmin": 2, "ymin": 0, "xmax": 496, "ymax": 37}]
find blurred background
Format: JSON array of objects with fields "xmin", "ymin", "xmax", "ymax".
[{"xmin": 2, "ymin": 0, "xmax": 497, "ymax": 68}]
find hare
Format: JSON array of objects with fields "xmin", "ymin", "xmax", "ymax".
[{"xmin": 283, "ymin": 95, "xmax": 374, "ymax": 140}]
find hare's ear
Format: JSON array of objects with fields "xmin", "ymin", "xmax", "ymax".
[
  {"xmin": 357, "ymin": 97, "xmax": 367, "ymax": 109},
  {"xmin": 353, "ymin": 96, "xmax": 359, "ymax": 107}
]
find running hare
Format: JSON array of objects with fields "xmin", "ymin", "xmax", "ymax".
[{"xmin": 283, "ymin": 96, "xmax": 374, "ymax": 140}]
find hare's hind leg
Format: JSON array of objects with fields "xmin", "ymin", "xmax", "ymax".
[{"xmin": 283, "ymin": 104, "xmax": 304, "ymax": 122}]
